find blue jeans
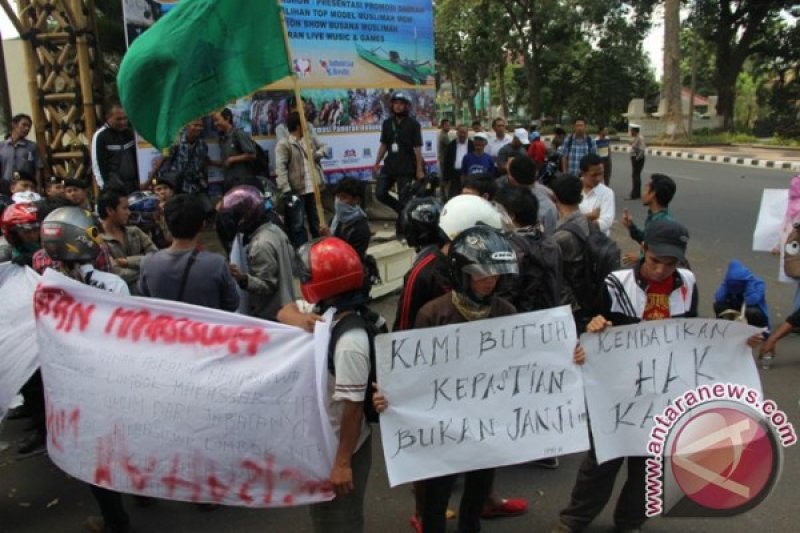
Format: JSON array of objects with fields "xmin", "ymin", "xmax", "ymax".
[{"xmin": 285, "ymin": 193, "xmax": 321, "ymax": 247}]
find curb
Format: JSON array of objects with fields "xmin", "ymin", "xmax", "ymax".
[{"xmin": 611, "ymin": 145, "xmax": 800, "ymax": 172}]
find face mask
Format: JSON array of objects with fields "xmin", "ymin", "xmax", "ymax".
[{"xmin": 331, "ymin": 198, "xmax": 365, "ymax": 234}]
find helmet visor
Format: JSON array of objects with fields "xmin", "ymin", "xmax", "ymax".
[{"xmin": 462, "ymin": 261, "xmax": 518, "ymax": 280}]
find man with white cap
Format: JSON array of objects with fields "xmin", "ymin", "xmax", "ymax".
[
  {"xmin": 460, "ymin": 132, "xmax": 496, "ymax": 178},
  {"xmin": 496, "ymin": 128, "xmax": 530, "ymax": 178}
]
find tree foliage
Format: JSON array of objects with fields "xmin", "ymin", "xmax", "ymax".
[{"xmin": 691, "ymin": 0, "xmax": 795, "ymax": 131}]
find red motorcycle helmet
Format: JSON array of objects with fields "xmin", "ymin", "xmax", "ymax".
[
  {"xmin": 297, "ymin": 237, "xmax": 364, "ymax": 304},
  {"xmin": 1, "ymin": 202, "xmax": 39, "ymax": 244}
]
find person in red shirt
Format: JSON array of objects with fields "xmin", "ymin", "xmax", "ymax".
[{"xmin": 527, "ymin": 130, "xmax": 547, "ymax": 169}]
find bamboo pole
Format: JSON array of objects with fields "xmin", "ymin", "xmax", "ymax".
[
  {"xmin": 277, "ymin": 1, "xmax": 325, "ymax": 227},
  {"xmin": 71, "ymin": 0, "xmax": 98, "ymax": 196}
]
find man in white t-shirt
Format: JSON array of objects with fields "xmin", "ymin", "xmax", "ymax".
[
  {"xmin": 487, "ymin": 117, "xmax": 512, "ymax": 159},
  {"xmin": 279, "ymin": 237, "xmax": 374, "ymax": 533},
  {"xmin": 578, "ymin": 153, "xmax": 615, "ymax": 236}
]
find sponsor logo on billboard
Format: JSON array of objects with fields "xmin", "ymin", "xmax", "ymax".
[
  {"xmin": 293, "ymin": 58, "xmax": 312, "ymax": 78},
  {"xmin": 319, "ymin": 59, "xmax": 354, "ymax": 77}
]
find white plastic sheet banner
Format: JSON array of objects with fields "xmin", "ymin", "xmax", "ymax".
[
  {"xmin": 0, "ymin": 264, "xmax": 40, "ymax": 420},
  {"xmin": 581, "ymin": 319, "xmax": 762, "ymax": 464},
  {"xmin": 35, "ymin": 270, "xmax": 336, "ymax": 507},
  {"xmin": 752, "ymin": 188, "xmax": 788, "ymax": 252},
  {"xmin": 376, "ymin": 306, "xmax": 589, "ymax": 486}
]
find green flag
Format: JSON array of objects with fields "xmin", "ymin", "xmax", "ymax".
[{"xmin": 117, "ymin": 0, "xmax": 291, "ymax": 149}]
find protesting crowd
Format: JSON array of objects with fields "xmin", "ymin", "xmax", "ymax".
[{"xmin": 1, "ymin": 89, "xmax": 797, "ymax": 533}]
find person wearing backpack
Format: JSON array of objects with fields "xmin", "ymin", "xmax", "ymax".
[
  {"xmin": 276, "ymin": 112, "xmax": 323, "ymax": 247},
  {"xmin": 578, "ymin": 153, "xmax": 615, "ymax": 236},
  {"xmin": 506, "ymin": 155, "xmax": 558, "ymax": 236},
  {"xmin": 292, "ymin": 236, "xmax": 376, "ymax": 533},
  {"xmin": 398, "ymin": 226, "xmax": 521, "ymax": 533},
  {"xmin": 551, "ymin": 174, "xmax": 621, "ymax": 333},
  {"xmin": 559, "ymin": 118, "xmax": 596, "ymax": 177},
  {"xmin": 394, "ymin": 195, "xmax": 529, "ymax": 530},
  {"xmin": 494, "ymin": 185, "xmax": 563, "ymax": 314}
]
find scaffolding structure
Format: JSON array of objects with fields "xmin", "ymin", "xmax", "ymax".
[{"xmin": 0, "ymin": 0, "xmax": 103, "ymax": 183}]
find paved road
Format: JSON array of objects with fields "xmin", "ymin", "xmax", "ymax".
[{"xmin": 2, "ymin": 153, "xmax": 798, "ymax": 532}]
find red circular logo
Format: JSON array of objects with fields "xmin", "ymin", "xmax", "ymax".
[{"xmin": 670, "ymin": 407, "xmax": 775, "ymax": 510}]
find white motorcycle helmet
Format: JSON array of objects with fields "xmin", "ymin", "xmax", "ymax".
[{"xmin": 438, "ymin": 194, "xmax": 511, "ymax": 241}]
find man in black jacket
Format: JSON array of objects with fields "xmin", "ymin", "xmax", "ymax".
[
  {"xmin": 91, "ymin": 104, "xmax": 140, "ymax": 194},
  {"xmin": 443, "ymin": 124, "xmax": 474, "ymax": 200}
]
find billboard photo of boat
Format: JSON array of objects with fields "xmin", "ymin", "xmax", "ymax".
[{"xmin": 355, "ymin": 45, "xmax": 434, "ymax": 86}]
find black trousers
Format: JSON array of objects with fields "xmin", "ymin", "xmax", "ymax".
[
  {"xmin": 422, "ymin": 468, "xmax": 494, "ymax": 533},
  {"xmin": 21, "ymin": 370, "xmax": 46, "ymax": 434},
  {"xmin": 602, "ymin": 157, "xmax": 612, "ymax": 186},
  {"xmin": 559, "ymin": 443, "xmax": 647, "ymax": 531},
  {"xmin": 445, "ymin": 174, "xmax": 463, "ymax": 201},
  {"xmin": 376, "ymin": 174, "xmax": 411, "ymax": 213},
  {"xmin": 713, "ymin": 301, "xmax": 769, "ymax": 329},
  {"xmin": 90, "ymin": 486, "xmax": 129, "ymax": 532},
  {"xmin": 630, "ymin": 156, "xmax": 645, "ymax": 198}
]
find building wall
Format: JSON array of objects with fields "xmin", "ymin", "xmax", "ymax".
[{"xmin": 2, "ymin": 38, "xmax": 34, "ymax": 122}]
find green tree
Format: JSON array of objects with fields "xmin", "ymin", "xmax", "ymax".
[
  {"xmin": 692, "ymin": 0, "xmax": 795, "ymax": 131},
  {"xmin": 679, "ymin": 25, "xmax": 715, "ymax": 97},
  {"xmin": 500, "ymin": 0, "xmax": 656, "ymax": 121},
  {"xmin": 435, "ymin": 0, "xmax": 507, "ymax": 121}
]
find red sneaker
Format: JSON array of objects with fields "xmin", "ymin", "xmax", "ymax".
[{"xmin": 481, "ymin": 497, "xmax": 529, "ymax": 518}]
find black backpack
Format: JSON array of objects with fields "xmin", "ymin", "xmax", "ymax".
[
  {"xmin": 251, "ymin": 143, "xmax": 271, "ymax": 177},
  {"xmin": 504, "ymin": 230, "xmax": 563, "ymax": 312},
  {"xmin": 561, "ymin": 222, "xmax": 621, "ymax": 311},
  {"xmin": 327, "ymin": 311, "xmax": 385, "ymax": 424}
]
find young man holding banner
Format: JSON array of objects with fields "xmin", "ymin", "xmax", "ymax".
[
  {"xmin": 552, "ymin": 219, "xmax": 698, "ymax": 533},
  {"xmin": 37, "ymin": 206, "xmax": 132, "ymax": 533},
  {"xmin": 553, "ymin": 220, "xmax": 761, "ymax": 532},
  {"xmin": 289, "ymin": 236, "xmax": 375, "ymax": 533}
]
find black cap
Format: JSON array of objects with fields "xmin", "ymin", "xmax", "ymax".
[
  {"xmin": 151, "ymin": 174, "xmax": 176, "ymax": 190},
  {"xmin": 11, "ymin": 170, "xmax": 35, "ymax": 183},
  {"xmin": 63, "ymin": 178, "xmax": 89, "ymax": 189},
  {"xmin": 644, "ymin": 219, "xmax": 689, "ymax": 262},
  {"xmin": 45, "ymin": 175, "xmax": 63, "ymax": 187}
]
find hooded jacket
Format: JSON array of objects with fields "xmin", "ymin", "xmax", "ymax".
[{"xmin": 714, "ymin": 259, "xmax": 770, "ymax": 328}]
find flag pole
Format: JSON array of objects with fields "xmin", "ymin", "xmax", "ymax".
[{"xmin": 277, "ymin": 2, "xmax": 326, "ymax": 228}]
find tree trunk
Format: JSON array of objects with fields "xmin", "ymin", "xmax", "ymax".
[
  {"xmin": 662, "ymin": 0, "xmax": 685, "ymax": 139},
  {"xmin": 714, "ymin": 27, "xmax": 738, "ymax": 131},
  {"xmin": 467, "ymin": 91, "xmax": 478, "ymax": 122},
  {"xmin": 498, "ymin": 62, "xmax": 509, "ymax": 119},
  {"xmin": 524, "ymin": 53, "xmax": 540, "ymax": 119}
]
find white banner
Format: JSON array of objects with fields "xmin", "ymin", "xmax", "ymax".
[
  {"xmin": 752, "ymin": 189, "xmax": 788, "ymax": 253},
  {"xmin": 376, "ymin": 306, "xmax": 589, "ymax": 487},
  {"xmin": 581, "ymin": 319, "xmax": 762, "ymax": 464},
  {"xmin": 0, "ymin": 264, "xmax": 40, "ymax": 420},
  {"xmin": 35, "ymin": 270, "xmax": 336, "ymax": 507}
]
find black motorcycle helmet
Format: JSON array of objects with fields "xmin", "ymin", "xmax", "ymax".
[
  {"xmin": 448, "ymin": 225, "xmax": 518, "ymax": 305},
  {"xmin": 399, "ymin": 196, "xmax": 445, "ymax": 249}
]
